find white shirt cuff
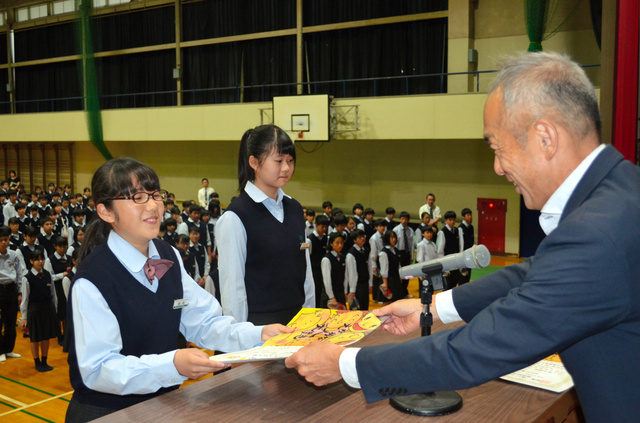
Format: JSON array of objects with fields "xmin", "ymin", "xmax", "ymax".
[
  {"xmin": 435, "ymin": 289, "xmax": 463, "ymax": 324},
  {"xmin": 338, "ymin": 347, "xmax": 361, "ymax": 389}
]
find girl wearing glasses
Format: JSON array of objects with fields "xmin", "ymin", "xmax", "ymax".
[
  {"xmin": 65, "ymin": 157, "xmax": 291, "ymax": 421},
  {"xmin": 216, "ymin": 125, "xmax": 315, "ymax": 325}
]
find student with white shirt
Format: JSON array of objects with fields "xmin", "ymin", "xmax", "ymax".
[
  {"xmin": 65, "ymin": 157, "xmax": 291, "ymax": 421},
  {"xmin": 216, "ymin": 125, "xmax": 315, "ymax": 325}
]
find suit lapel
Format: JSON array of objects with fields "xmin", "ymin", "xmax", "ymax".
[{"xmin": 561, "ymin": 145, "xmax": 623, "ymax": 221}]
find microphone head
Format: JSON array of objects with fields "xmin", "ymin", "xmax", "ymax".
[{"xmin": 466, "ymin": 244, "xmax": 491, "ymax": 269}]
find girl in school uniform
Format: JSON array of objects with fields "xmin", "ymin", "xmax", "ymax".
[
  {"xmin": 379, "ymin": 230, "xmax": 403, "ymax": 302},
  {"xmin": 216, "ymin": 125, "xmax": 315, "ymax": 325},
  {"xmin": 321, "ymin": 232, "xmax": 347, "ymax": 309},
  {"xmin": 65, "ymin": 157, "xmax": 290, "ymax": 421},
  {"xmin": 20, "ymin": 249, "xmax": 59, "ymax": 372}
]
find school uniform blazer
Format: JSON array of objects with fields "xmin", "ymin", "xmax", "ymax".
[{"xmin": 356, "ymin": 146, "xmax": 640, "ymax": 422}]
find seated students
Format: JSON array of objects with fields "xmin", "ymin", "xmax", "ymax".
[
  {"xmin": 44, "ymin": 236, "xmax": 71, "ymax": 346},
  {"xmin": 436, "ymin": 210, "xmax": 464, "ymax": 290},
  {"xmin": 345, "ymin": 229, "xmax": 371, "ymax": 310},
  {"xmin": 7, "ymin": 217, "xmax": 24, "ymax": 251},
  {"xmin": 307, "ymin": 215, "xmax": 329, "ymax": 308},
  {"xmin": 369, "ymin": 219, "xmax": 387, "ymax": 303},
  {"xmin": 321, "ymin": 232, "xmax": 347, "ymax": 308}
]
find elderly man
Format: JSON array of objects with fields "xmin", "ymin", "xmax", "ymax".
[{"xmin": 286, "ymin": 52, "xmax": 640, "ymax": 422}]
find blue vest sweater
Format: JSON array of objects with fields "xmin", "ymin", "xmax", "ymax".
[{"xmin": 67, "ymin": 239, "xmax": 182, "ymax": 410}]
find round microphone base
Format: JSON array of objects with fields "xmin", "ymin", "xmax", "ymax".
[{"xmin": 390, "ymin": 391, "xmax": 462, "ymax": 416}]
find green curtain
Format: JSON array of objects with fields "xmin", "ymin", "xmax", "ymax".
[
  {"xmin": 77, "ymin": 0, "xmax": 112, "ymax": 161},
  {"xmin": 525, "ymin": 0, "xmax": 547, "ymax": 52}
]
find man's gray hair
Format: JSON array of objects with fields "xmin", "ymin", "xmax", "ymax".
[{"xmin": 488, "ymin": 52, "xmax": 601, "ymax": 142}]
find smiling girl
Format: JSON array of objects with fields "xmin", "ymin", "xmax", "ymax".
[
  {"xmin": 65, "ymin": 157, "xmax": 289, "ymax": 421},
  {"xmin": 216, "ymin": 125, "xmax": 315, "ymax": 325}
]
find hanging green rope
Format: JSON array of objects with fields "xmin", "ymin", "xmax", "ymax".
[
  {"xmin": 525, "ymin": 0, "xmax": 547, "ymax": 52},
  {"xmin": 76, "ymin": 0, "xmax": 112, "ymax": 161}
]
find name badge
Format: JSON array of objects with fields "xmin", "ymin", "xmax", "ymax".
[{"xmin": 173, "ymin": 299, "xmax": 189, "ymax": 309}]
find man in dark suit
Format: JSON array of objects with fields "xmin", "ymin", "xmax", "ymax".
[{"xmin": 285, "ymin": 52, "xmax": 640, "ymax": 422}]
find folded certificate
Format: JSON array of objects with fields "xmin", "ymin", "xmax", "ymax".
[
  {"xmin": 210, "ymin": 308, "xmax": 385, "ymax": 363},
  {"xmin": 500, "ymin": 354, "xmax": 574, "ymax": 393}
]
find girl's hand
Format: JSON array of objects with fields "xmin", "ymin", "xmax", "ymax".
[
  {"xmin": 347, "ymin": 292, "xmax": 356, "ymax": 302},
  {"xmin": 261, "ymin": 324, "xmax": 295, "ymax": 341},
  {"xmin": 21, "ymin": 320, "xmax": 27, "ymax": 329},
  {"xmin": 328, "ymin": 298, "xmax": 338, "ymax": 307},
  {"xmin": 174, "ymin": 348, "xmax": 229, "ymax": 379}
]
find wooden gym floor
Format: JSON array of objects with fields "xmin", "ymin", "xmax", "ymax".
[{"xmin": 0, "ymin": 255, "xmax": 523, "ymax": 422}]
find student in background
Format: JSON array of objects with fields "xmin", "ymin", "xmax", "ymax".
[
  {"xmin": 384, "ymin": 207, "xmax": 397, "ymax": 231},
  {"xmin": 321, "ymin": 232, "xmax": 346, "ymax": 309},
  {"xmin": 67, "ymin": 226, "xmax": 85, "ymax": 258},
  {"xmin": 188, "ymin": 227, "xmax": 215, "ymax": 296},
  {"xmin": 360, "ymin": 208, "xmax": 376, "ymax": 244},
  {"xmin": 308, "ymin": 215, "xmax": 329, "ymax": 308},
  {"xmin": 8, "ymin": 217, "xmax": 23, "ymax": 251},
  {"xmin": 304, "ymin": 209, "xmax": 316, "ymax": 239},
  {"xmin": 44, "ymin": 236, "xmax": 70, "ymax": 345},
  {"xmin": 14, "ymin": 202, "xmax": 29, "ymax": 234},
  {"xmin": 0, "ymin": 226, "xmax": 23, "ymax": 362},
  {"xmin": 436, "ymin": 211, "xmax": 464, "ymax": 290},
  {"xmin": 369, "ymin": 219, "xmax": 387, "ymax": 303},
  {"xmin": 66, "ymin": 157, "xmax": 291, "ymax": 420},
  {"xmin": 161, "ymin": 217, "xmax": 177, "ymax": 246},
  {"xmin": 37, "ymin": 218, "xmax": 56, "ymax": 257},
  {"xmin": 345, "ymin": 229, "xmax": 371, "ymax": 310},
  {"xmin": 379, "ymin": 230, "xmax": 402, "ymax": 302},
  {"xmin": 393, "ymin": 211, "xmax": 415, "ymax": 298},
  {"xmin": 459, "ymin": 208, "xmax": 475, "ymax": 285},
  {"xmin": 416, "ymin": 225, "xmax": 438, "ymax": 264},
  {"xmin": 344, "ymin": 216, "xmax": 356, "ymax": 253},
  {"xmin": 322, "ymin": 201, "xmax": 333, "ymax": 225},
  {"xmin": 352, "ymin": 203, "xmax": 365, "ymax": 227},
  {"xmin": 216, "ymin": 125, "xmax": 315, "ymax": 325},
  {"xmin": 20, "ymin": 249, "xmax": 58, "ymax": 372}
]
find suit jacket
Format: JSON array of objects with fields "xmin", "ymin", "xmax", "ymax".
[{"xmin": 357, "ymin": 146, "xmax": 640, "ymax": 422}]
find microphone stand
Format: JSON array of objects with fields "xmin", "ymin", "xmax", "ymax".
[{"xmin": 389, "ymin": 263, "xmax": 463, "ymax": 416}]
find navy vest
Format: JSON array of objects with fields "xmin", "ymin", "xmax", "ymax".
[
  {"xmin": 460, "ymin": 223, "xmax": 474, "ymax": 250},
  {"xmin": 348, "ymin": 246, "xmax": 369, "ymax": 284},
  {"xmin": 49, "ymin": 253, "xmax": 70, "ymax": 274},
  {"xmin": 308, "ymin": 233, "xmax": 328, "ymax": 268},
  {"xmin": 186, "ymin": 220, "xmax": 208, "ymax": 247},
  {"xmin": 26, "ymin": 270, "xmax": 53, "ymax": 304},
  {"xmin": 325, "ymin": 252, "xmax": 346, "ymax": 297},
  {"xmin": 189, "ymin": 243, "xmax": 207, "ymax": 277},
  {"xmin": 443, "ymin": 227, "xmax": 460, "ymax": 256},
  {"xmin": 67, "ymin": 239, "xmax": 182, "ymax": 410},
  {"xmin": 226, "ymin": 190, "xmax": 306, "ymax": 314}
]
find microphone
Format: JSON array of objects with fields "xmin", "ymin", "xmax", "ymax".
[{"xmin": 399, "ymin": 244, "xmax": 491, "ymax": 279}]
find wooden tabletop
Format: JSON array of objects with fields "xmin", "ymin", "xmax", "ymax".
[{"xmin": 96, "ymin": 321, "xmax": 580, "ymax": 422}]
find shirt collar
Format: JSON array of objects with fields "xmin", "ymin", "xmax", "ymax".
[
  {"xmin": 54, "ymin": 251, "xmax": 65, "ymax": 260},
  {"xmin": 107, "ymin": 230, "xmax": 159, "ymax": 274},
  {"xmin": 539, "ymin": 144, "xmax": 605, "ymax": 235},
  {"xmin": 245, "ymin": 181, "xmax": 285, "ymax": 204}
]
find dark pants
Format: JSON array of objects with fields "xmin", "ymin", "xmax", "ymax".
[
  {"xmin": 445, "ymin": 270, "xmax": 463, "ymax": 290},
  {"xmin": 248, "ymin": 306, "xmax": 300, "ymax": 326},
  {"xmin": 355, "ymin": 282, "xmax": 370, "ymax": 310},
  {"xmin": 398, "ymin": 251, "xmax": 412, "ymax": 297},
  {"xmin": 0, "ymin": 282, "xmax": 18, "ymax": 355},
  {"xmin": 459, "ymin": 268, "xmax": 472, "ymax": 285}
]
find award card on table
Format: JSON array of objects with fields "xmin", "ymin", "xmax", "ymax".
[{"xmin": 211, "ymin": 308, "xmax": 386, "ymax": 363}]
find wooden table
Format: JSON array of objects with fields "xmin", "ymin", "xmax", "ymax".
[{"xmin": 96, "ymin": 321, "xmax": 582, "ymax": 422}]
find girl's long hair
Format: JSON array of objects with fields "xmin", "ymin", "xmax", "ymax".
[
  {"xmin": 77, "ymin": 157, "xmax": 160, "ymax": 265},
  {"xmin": 237, "ymin": 125, "xmax": 295, "ymax": 192}
]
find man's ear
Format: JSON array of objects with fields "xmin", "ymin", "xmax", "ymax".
[
  {"xmin": 96, "ymin": 203, "xmax": 115, "ymax": 224},
  {"xmin": 533, "ymin": 119, "xmax": 558, "ymax": 160}
]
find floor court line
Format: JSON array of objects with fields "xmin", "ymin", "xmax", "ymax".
[{"xmin": 0, "ymin": 390, "xmax": 74, "ymax": 418}]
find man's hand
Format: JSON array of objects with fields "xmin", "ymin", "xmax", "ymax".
[
  {"xmin": 261, "ymin": 323, "xmax": 295, "ymax": 341},
  {"xmin": 174, "ymin": 348, "xmax": 229, "ymax": 379},
  {"xmin": 285, "ymin": 342, "xmax": 344, "ymax": 386},
  {"xmin": 372, "ymin": 298, "xmax": 437, "ymax": 336}
]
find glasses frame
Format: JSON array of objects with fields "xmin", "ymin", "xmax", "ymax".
[{"xmin": 112, "ymin": 189, "xmax": 168, "ymax": 204}]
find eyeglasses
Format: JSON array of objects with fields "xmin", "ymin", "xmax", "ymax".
[{"xmin": 113, "ymin": 189, "xmax": 168, "ymax": 204}]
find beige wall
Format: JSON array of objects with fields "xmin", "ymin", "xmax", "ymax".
[{"xmin": 0, "ymin": 0, "xmax": 603, "ymax": 255}]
